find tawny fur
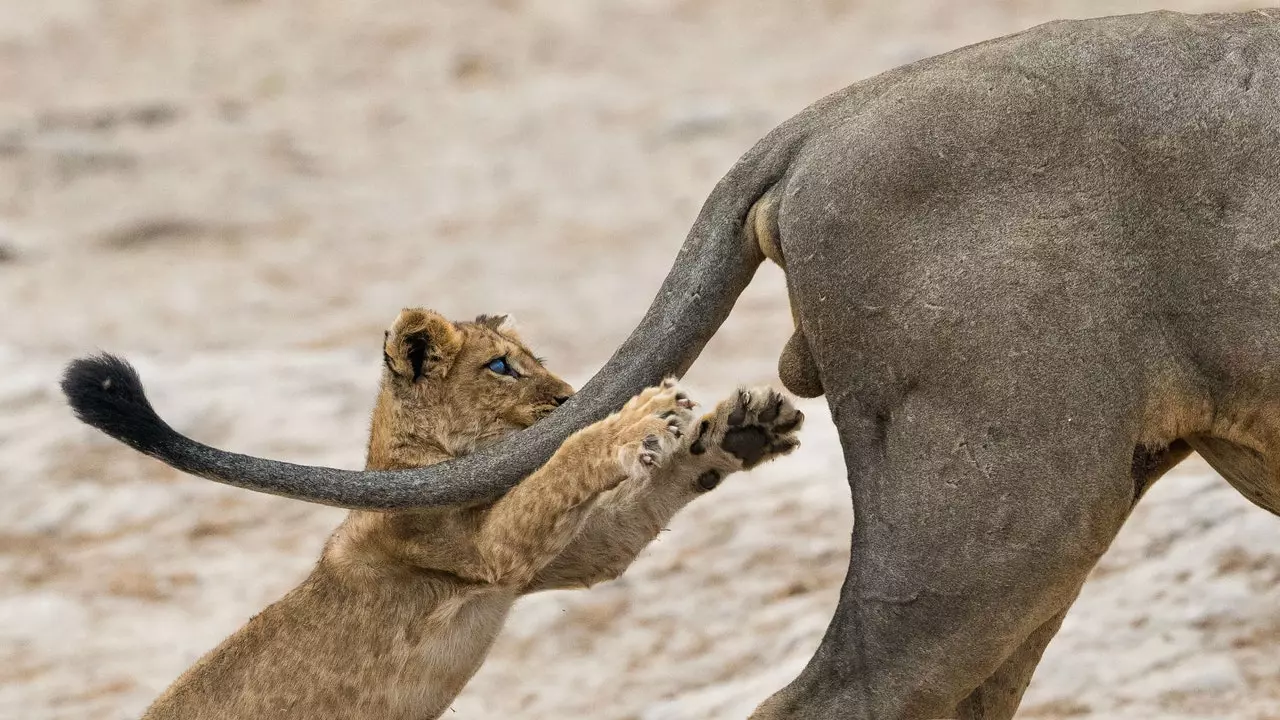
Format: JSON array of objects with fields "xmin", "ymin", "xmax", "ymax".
[{"xmin": 142, "ymin": 309, "xmax": 803, "ymax": 720}]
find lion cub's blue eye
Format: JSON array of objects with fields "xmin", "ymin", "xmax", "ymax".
[{"xmin": 486, "ymin": 357, "xmax": 517, "ymax": 377}]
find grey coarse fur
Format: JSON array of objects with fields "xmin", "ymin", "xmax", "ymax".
[{"xmin": 61, "ymin": 8, "xmax": 1280, "ymax": 718}]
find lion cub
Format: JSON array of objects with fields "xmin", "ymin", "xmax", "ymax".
[{"xmin": 142, "ymin": 309, "xmax": 804, "ymax": 720}]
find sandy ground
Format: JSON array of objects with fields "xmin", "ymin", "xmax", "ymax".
[{"xmin": 3, "ymin": 1, "xmax": 1279, "ymax": 718}]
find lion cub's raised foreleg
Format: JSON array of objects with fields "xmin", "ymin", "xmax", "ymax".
[
  {"xmin": 528, "ymin": 387, "xmax": 805, "ymax": 592},
  {"xmin": 473, "ymin": 380, "xmax": 697, "ymax": 587}
]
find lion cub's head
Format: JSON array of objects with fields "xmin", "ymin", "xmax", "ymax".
[{"xmin": 368, "ymin": 308, "xmax": 574, "ymax": 469}]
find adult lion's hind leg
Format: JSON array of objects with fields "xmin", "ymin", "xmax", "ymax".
[
  {"xmin": 953, "ymin": 608, "xmax": 1070, "ymax": 720},
  {"xmin": 954, "ymin": 435, "xmax": 1197, "ymax": 719},
  {"xmin": 750, "ymin": 388, "xmax": 1139, "ymax": 720}
]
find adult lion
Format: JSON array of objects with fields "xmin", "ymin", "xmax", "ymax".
[{"xmin": 63, "ymin": 9, "xmax": 1280, "ymax": 719}]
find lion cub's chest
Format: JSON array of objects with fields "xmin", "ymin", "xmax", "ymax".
[{"xmin": 401, "ymin": 589, "xmax": 515, "ymax": 718}]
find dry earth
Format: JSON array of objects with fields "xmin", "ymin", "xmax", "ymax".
[{"xmin": 2, "ymin": 1, "xmax": 1279, "ymax": 718}]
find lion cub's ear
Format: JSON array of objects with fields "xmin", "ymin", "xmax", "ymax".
[
  {"xmin": 383, "ymin": 309, "xmax": 464, "ymax": 382},
  {"xmin": 475, "ymin": 313, "xmax": 512, "ymax": 331}
]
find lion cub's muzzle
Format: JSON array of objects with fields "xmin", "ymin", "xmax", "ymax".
[{"xmin": 533, "ymin": 395, "xmax": 571, "ymax": 420}]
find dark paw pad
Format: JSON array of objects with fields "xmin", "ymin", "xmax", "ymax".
[
  {"xmin": 721, "ymin": 425, "xmax": 772, "ymax": 468},
  {"xmin": 695, "ymin": 470, "xmax": 723, "ymax": 492}
]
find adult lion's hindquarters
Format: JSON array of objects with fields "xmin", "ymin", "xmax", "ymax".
[{"xmin": 753, "ymin": 8, "xmax": 1280, "ymax": 719}]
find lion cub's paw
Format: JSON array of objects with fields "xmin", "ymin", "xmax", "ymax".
[
  {"xmin": 691, "ymin": 387, "xmax": 803, "ymax": 470},
  {"xmin": 615, "ymin": 379, "xmax": 697, "ymax": 478}
]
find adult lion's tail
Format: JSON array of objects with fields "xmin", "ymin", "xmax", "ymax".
[
  {"xmin": 61, "ymin": 354, "xmax": 437, "ymax": 508},
  {"xmin": 60, "ymin": 127, "xmax": 807, "ymax": 510}
]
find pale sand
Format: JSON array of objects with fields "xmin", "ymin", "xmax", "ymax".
[{"xmin": 2, "ymin": 1, "xmax": 1278, "ymax": 718}]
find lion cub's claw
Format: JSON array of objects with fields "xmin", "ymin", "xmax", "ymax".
[
  {"xmin": 616, "ymin": 380, "xmax": 697, "ymax": 478},
  {"xmin": 638, "ymin": 434, "xmax": 664, "ymax": 466}
]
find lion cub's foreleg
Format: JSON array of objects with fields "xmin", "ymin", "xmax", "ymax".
[
  {"xmin": 526, "ymin": 387, "xmax": 804, "ymax": 592},
  {"xmin": 475, "ymin": 381, "xmax": 696, "ymax": 587}
]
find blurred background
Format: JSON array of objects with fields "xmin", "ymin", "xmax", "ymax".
[{"xmin": 2, "ymin": 1, "xmax": 1278, "ymax": 718}]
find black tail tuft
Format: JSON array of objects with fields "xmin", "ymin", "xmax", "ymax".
[{"xmin": 61, "ymin": 353, "xmax": 177, "ymax": 454}]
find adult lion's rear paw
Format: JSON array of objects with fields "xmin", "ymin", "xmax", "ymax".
[
  {"xmin": 691, "ymin": 387, "xmax": 803, "ymax": 471},
  {"xmin": 614, "ymin": 379, "xmax": 697, "ymax": 478}
]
